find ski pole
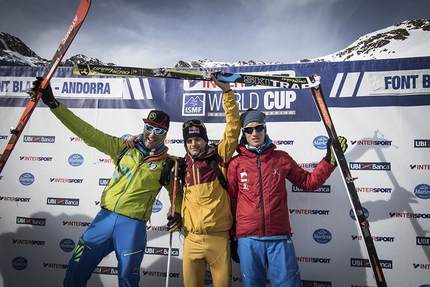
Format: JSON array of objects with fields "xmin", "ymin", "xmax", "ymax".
[{"xmin": 166, "ymin": 159, "xmax": 178, "ymax": 287}]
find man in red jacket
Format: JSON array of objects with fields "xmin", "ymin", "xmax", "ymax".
[{"xmin": 226, "ymin": 108, "xmax": 347, "ymax": 287}]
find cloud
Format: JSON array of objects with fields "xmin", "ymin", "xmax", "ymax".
[{"xmin": 2, "ymin": 0, "xmax": 430, "ymax": 67}]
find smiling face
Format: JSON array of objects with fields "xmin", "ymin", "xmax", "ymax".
[
  {"xmin": 243, "ymin": 121, "xmax": 266, "ymax": 147},
  {"xmin": 185, "ymin": 137, "xmax": 207, "ymax": 157},
  {"xmin": 143, "ymin": 123, "xmax": 166, "ymax": 149}
]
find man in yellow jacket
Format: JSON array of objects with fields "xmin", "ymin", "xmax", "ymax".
[{"xmin": 180, "ymin": 78, "xmax": 241, "ymax": 287}]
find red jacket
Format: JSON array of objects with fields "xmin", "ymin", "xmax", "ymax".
[{"xmin": 227, "ymin": 143, "xmax": 336, "ymax": 238}]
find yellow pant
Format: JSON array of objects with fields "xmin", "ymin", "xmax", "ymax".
[{"xmin": 182, "ymin": 231, "xmax": 232, "ymax": 287}]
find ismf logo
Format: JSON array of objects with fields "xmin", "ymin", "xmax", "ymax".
[{"xmin": 182, "ymin": 93, "xmax": 205, "ymax": 116}]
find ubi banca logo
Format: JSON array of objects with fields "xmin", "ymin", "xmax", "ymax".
[
  {"xmin": 47, "ymin": 197, "xmax": 80, "ymax": 206},
  {"xmin": 68, "ymin": 153, "xmax": 84, "ymax": 167},
  {"xmin": 23, "ymin": 135, "xmax": 55, "ymax": 143},
  {"xmin": 349, "ymin": 162, "xmax": 391, "ymax": 171},
  {"xmin": 414, "ymin": 139, "xmax": 430, "ymax": 148},
  {"xmin": 99, "ymin": 178, "xmax": 110, "ymax": 186}
]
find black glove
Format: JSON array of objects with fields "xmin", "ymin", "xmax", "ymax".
[
  {"xmin": 31, "ymin": 77, "xmax": 59, "ymax": 108},
  {"xmin": 325, "ymin": 136, "xmax": 348, "ymax": 165},
  {"xmin": 230, "ymin": 236, "xmax": 240, "ymax": 263},
  {"xmin": 177, "ymin": 157, "xmax": 186, "ymax": 180},
  {"xmin": 167, "ymin": 212, "xmax": 182, "ymax": 232}
]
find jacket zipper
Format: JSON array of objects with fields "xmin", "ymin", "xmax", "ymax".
[
  {"xmin": 113, "ymin": 152, "xmax": 143, "ymax": 212},
  {"xmin": 257, "ymin": 155, "xmax": 266, "ymax": 236},
  {"xmin": 194, "ymin": 163, "xmax": 204, "ymax": 233}
]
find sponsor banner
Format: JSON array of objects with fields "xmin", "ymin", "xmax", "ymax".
[
  {"xmin": 2, "ymin": 57, "xmax": 430, "ymax": 124},
  {"xmin": 1, "ymin": 58, "xmax": 429, "ymax": 286}
]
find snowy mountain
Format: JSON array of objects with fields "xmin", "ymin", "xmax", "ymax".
[
  {"xmin": 174, "ymin": 59, "xmax": 283, "ymax": 68},
  {"xmin": 1, "ymin": 19, "xmax": 429, "ymax": 68},
  {"xmin": 303, "ymin": 19, "xmax": 430, "ymax": 63},
  {"xmin": 0, "ymin": 32, "xmax": 49, "ymax": 66},
  {"xmin": 0, "ymin": 32, "xmax": 112, "ymax": 67},
  {"xmin": 174, "ymin": 19, "xmax": 430, "ymax": 67}
]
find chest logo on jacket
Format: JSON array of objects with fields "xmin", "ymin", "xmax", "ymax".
[
  {"xmin": 240, "ymin": 171, "xmax": 249, "ymax": 191},
  {"xmin": 149, "ymin": 161, "xmax": 158, "ymax": 170}
]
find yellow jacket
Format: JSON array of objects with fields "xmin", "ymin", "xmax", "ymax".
[
  {"xmin": 181, "ymin": 90, "xmax": 240, "ymax": 234},
  {"xmin": 51, "ymin": 103, "xmax": 182, "ymax": 221}
]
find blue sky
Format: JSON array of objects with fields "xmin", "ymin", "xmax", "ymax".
[{"xmin": 2, "ymin": 0, "xmax": 429, "ymax": 67}]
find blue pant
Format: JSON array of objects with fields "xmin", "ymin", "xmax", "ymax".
[
  {"xmin": 63, "ymin": 208, "xmax": 147, "ymax": 287},
  {"xmin": 237, "ymin": 237, "xmax": 301, "ymax": 287}
]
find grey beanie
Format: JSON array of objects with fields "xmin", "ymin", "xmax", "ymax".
[{"xmin": 241, "ymin": 109, "xmax": 266, "ymax": 127}]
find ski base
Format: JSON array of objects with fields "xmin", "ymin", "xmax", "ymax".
[{"xmin": 73, "ymin": 64, "xmax": 320, "ymax": 89}]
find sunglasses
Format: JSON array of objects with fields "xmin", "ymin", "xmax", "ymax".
[
  {"xmin": 182, "ymin": 119, "xmax": 206, "ymax": 130},
  {"xmin": 145, "ymin": 123, "xmax": 167, "ymax": 135},
  {"xmin": 242, "ymin": 124, "xmax": 265, "ymax": 134}
]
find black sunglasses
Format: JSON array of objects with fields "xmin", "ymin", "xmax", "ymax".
[
  {"xmin": 242, "ymin": 124, "xmax": 266, "ymax": 134},
  {"xmin": 182, "ymin": 119, "xmax": 206, "ymax": 130}
]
